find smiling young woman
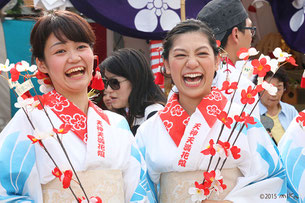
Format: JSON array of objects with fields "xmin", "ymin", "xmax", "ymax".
[
  {"xmin": 0, "ymin": 10, "xmax": 154, "ymax": 202},
  {"xmin": 135, "ymin": 19, "xmax": 286, "ymax": 202}
]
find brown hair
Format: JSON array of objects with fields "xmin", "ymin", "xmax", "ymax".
[{"xmin": 30, "ymin": 10, "xmax": 96, "ymax": 62}]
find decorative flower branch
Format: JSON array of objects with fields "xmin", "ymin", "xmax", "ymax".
[{"xmin": 188, "ymin": 46, "xmax": 298, "ymax": 201}]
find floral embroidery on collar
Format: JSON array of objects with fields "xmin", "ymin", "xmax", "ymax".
[
  {"xmin": 41, "ymin": 90, "xmax": 109, "ymax": 143},
  {"xmin": 159, "ymin": 89, "xmax": 227, "ymax": 147}
]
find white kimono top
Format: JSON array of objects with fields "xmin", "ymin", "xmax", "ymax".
[
  {"xmin": 136, "ymin": 89, "xmax": 286, "ymax": 202},
  {"xmin": 0, "ymin": 90, "xmax": 155, "ymax": 202},
  {"xmin": 278, "ymin": 110, "xmax": 305, "ymax": 203}
]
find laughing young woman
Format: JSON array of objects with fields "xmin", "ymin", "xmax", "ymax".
[
  {"xmin": 0, "ymin": 10, "xmax": 153, "ymax": 202},
  {"xmin": 135, "ymin": 19, "xmax": 286, "ymax": 202}
]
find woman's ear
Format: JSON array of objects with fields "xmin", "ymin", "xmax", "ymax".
[
  {"xmin": 36, "ymin": 58, "xmax": 48, "ymax": 74},
  {"xmin": 163, "ymin": 60, "xmax": 171, "ymax": 75},
  {"xmin": 215, "ymin": 55, "xmax": 221, "ymax": 71}
]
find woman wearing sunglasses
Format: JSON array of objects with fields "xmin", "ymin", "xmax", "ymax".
[{"xmin": 100, "ymin": 48, "xmax": 166, "ymax": 135}]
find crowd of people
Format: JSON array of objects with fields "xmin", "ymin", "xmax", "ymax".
[{"xmin": 0, "ymin": 0, "xmax": 304, "ymax": 202}]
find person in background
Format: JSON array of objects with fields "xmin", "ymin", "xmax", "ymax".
[
  {"xmin": 136, "ymin": 19, "xmax": 286, "ymax": 202},
  {"xmin": 100, "ymin": 48, "xmax": 166, "ymax": 135},
  {"xmin": 0, "ymin": 10, "xmax": 153, "ymax": 202},
  {"xmin": 102, "ymin": 89, "xmax": 113, "ymax": 110},
  {"xmin": 196, "ymin": 0, "xmax": 260, "ymax": 118},
  {"xmin": 254, "ymin": 67, "xmax": 298, "ymax": 145}
]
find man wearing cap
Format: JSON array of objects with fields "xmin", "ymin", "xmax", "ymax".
[{"xmin": 197, "ymin": 0, "xmax": 260, "ymax": 119}]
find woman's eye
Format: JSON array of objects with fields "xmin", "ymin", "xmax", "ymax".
[
  {"xmin": 78, "ymin": 44, "xmax": 88, "ymax": 49},
  {"xmin": 55, "ymin": 49, "xmax": 65, "ymax": 54},
  {"xmin": 175, "ymin": 54, "xmax": 186, "ymax": 57},
  {"xmin": 198, "ymin": 52, "xmax": 208, "ymax": 56}
]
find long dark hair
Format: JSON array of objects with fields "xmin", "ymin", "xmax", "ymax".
[{"xmin": 100, "ymin": 48, "xmax": 166, "ymax": 126}]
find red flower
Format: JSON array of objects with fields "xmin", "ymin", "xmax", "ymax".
[
  {"xmin": 230, "ymin": 146, "xmax": 241, "ymax": 159},
  {"xmin": 91, "ymin": 67, "xmax": 104, "ymax": 90},
  {"xmin": 220, "ymin": 81, "xmax": 238, "ymax": 94},
  {"xmin": 35, "ymin": 70, "xmax": 48, "ymax": 79},
  {"xmin": 241, "ymin": 86, "xmax": 257, "ymax": 105},
  {"xmin": 204, "ymin": 170, "xmax": 216, "ymax": 184},
  {"xmin": 62, "ymin": 170, "xmax": 73, "ymax": 189},
  {"xmin": 216, "ymin": 40, "xmax": 221, "ymax": 48},
  {"xmin": 286, "ymin": 56, "xmax": 298, "ymax": 67},
  {"xmin": 217, "ymin": 111, "xmax": 233, "ymax": 129},
  {"xmin": 27, "ymin": 135, "xmax": 39, "ymax": 144},
  {"xmin": 218, "ymin": 179, "xmax": 227, "ymax": 190},
  {"xmin": 255, "ymin": 84, "xmax": 264, "ymax": 93},
  {"xmin": 195, "ymin": 181, "xmax": 210, "ymax": 196},
  {"xmin": 296, "ymin": 112, "xmax": 305, "ymax": 127},
  {"xmin": 10, "ymin": 67, "xmax": 20, "ymax": 82},
  {"xmin": 53, "ymin": 123, "xmax": 72, "ymax": 134},
  {"xmin": 234, "ymin": 112, "xmax": 257, "ymax": 128},
  {"xmin": 251, "ymin": 58, "xmax": 271, "ymax": 77},
  {"xmin": 217, "ymin": 140, "xmax": 231, "ymax": 157},
  {"xmin": 237, "ymin": 48, "xmax": 249, "ymax": 60},
  {"xmin": 52, "ymin": 167, "xmax": 62, "ymax": 180},
  {"xmin": 201, "ymin": 139, "xmax": 216, "ymax": 156}
]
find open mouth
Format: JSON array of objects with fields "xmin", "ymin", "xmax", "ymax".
[
  {"xmin": 65, "ymin": 67, "xmax": 85, "ymax": 78},
  {"xmin": 183, "ymin": 73, "xmax": 203, "ymax": 86}
]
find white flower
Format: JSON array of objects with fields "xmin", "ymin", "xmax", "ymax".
[
  {"xmin": 257, "ymin": 77, "xmax": 264, "ymax": 85},
  {"xmin": 0, "ymin": 59, "xmax": 14, "ymax": 72},
  {"xmin": 262, "ymin": 81, "xmax": 278, "ymax": 96},
  {"xmin": 290, "ymin": 0, "xmax": 305, "ymax": 32},
  {"xmin": 211, "ymin": 170, "xmax": 226, "ymax": 196},
  {"xmin": 38, "ymin": 78, "xmax": 54, "ymax": 94},
  {"xmin": 238, "ymin": 47, "xmax": 259, "ymax": 60},
  {"xmin": 128, "ymin": 0, "xmax": 181, "ymax": 32},
  {"xmin": 188, "ymin": 187, "xmax": 207, "ymax": 202},
  {"xmin": 273, "ymin": 48, "xmax": 291, "ymax": 63},
  {"xmin": 215, "ymin": 144, "xmax": 228, "ymax": 159},
  {"xmin": 14, "ymin": 97, "xmax": 35, "ymax": 109},
  {"xmin": 16, "ymin": 60, "xmax": 37, "ymax": 72},
  {"xmin": 33, "ymin": 129, "xmax": 54, "ymax": 140}
]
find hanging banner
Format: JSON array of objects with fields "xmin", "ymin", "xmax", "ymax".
[
  {"xmin": 69, "ymin": 0, "xmax": 210, "ymax": 40},
  {"xmin": 267, "ymin": 0, "xmax": 305, "ymax": 53}
]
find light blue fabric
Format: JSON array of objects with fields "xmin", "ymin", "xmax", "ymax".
[
  {"xmin": 0, "ymin": 131, "xmax": 36, "ymax": 201},
  {"xmin": 279, "ymin": 110, "xmax": 305, "ymax": 202},
  {"xmin": 259, "ymin": 101, "xmax": 298, "ymax": 130},
  {"xmin": 130, "ymin": 145, "xmax": 157, "ymax": 202}
]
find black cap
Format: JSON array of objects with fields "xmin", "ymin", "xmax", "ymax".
[{"xmin": 197, "ymin": 0, "xmax": 248, "ymax": 41}]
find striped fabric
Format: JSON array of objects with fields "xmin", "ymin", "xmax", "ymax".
[{"xmin": 150, "ymin": 40, "xmax": 164, "ymax": 91}]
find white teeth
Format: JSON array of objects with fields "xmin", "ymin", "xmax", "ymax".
[
  {"xmin": 66, "ymin": 67, "xmax": 84, "ymax": 74},
  {"xmin": 184, "ymin": 73, "xmax": 202, "ymax": 78},
  {"xmin": 185, "ymin": 80, "xmax": 201, "ymax": 85}
]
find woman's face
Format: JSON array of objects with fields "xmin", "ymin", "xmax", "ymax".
[
  {"xmin": 37, "ymin": 33, "xmax": 94, "ymax": 98},
  {"xmin": 103, "ymin": 90, "xmax": 113, "ymax": 110},
  {"xmin": 164, "ymin": 31, "xmax": 219, "ymax": 102},
  {"xmin": 104, "ymin": 70, "xmax": 132, "ymax": 109},
  {"xmin": 260, "ymin": 77, "xmax": 285, "ymax": 109}
]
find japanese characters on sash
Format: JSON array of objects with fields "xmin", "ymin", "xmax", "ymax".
[
  {"xmin": 0, "ymin": 11, "xmax": 153, "ymax": 203},
  {"xmin": 136, "ymin": 19, "xmax": 297, "ymax": 202}
]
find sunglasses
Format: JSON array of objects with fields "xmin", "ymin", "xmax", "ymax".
[
  {"xmin": 242, "ymin": 26, "xmax": 256, "ymax": 37},
  {"xmin": 103, "ymin": 78, "xmax": 127, "ymax": 90}
]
